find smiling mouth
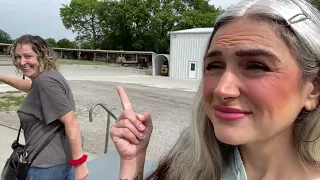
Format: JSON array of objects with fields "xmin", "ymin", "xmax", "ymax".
[
  {"xmin": 214, "ymin": 109, "xmax": 249, "ymax": 121},
  {"xmin": 23, "ymin": 67, "xmax": 32, "ymax": 70},
  {"xmin": 213, "ymin": 105, "xmax": 251, "ymax": 121}
]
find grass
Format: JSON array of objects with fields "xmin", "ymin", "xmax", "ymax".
[
  {"xmin": 0, "ymin": 91, "xmax": 26, "ymax": 111},
  {"xmin": 0, "ymin": 91, "xmax": 80, "ymax": 114},
  {"xmin": 0, "ymin": 56, "xmax": 11, "ymax": 61},
  {"xmin": 136, "ymin": 68, "xmax": 153, "ymax": 75},
  {"xmin": 57, "ymin": 59, "xmax": 118, "ymax": 66},
  {"xmin": 142, "ymin": 69, "xmax": 153, "ymax": 75}
]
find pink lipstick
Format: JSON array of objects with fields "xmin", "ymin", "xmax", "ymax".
[{"xmin": 213, "ymin": 105, "xmax": 250, "ymax": 121}]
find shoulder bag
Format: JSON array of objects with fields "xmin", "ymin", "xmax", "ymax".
[{"xmin": 1, "ymin": 124, "xmax": 64, "ymax": 180}]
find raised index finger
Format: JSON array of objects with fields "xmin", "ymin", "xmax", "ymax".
[{"xmin": 116, "ymin": 86, "xmax": 133, "ymax": 110}]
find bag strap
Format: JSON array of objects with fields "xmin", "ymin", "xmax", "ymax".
[
  {"xmin": 15, "ymin": 126, "xmax": 22, "ymax": 142},
  {"xmin": 27, "ymin": 124, "xmax": 64, "ymax": 164},
  {"xmin": 15, "ymin": 75, "xmax": 25, "ymax": 144}
]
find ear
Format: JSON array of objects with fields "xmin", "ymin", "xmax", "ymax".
[{"xmin": 304, "ymin": 81, "xmax": 320, "ymax": 111}]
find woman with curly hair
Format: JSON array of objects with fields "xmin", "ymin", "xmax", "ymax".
[
  {"xmin": 111, "ymin": 0, "xmax": 320, "ymax": 179},
  {"xmin": 0, "ymin": 35, "xmax": 88, "ymax": 180}
]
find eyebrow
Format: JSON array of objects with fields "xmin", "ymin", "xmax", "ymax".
[
  {"xmin": 204, "ymin": 48, "xmax": 280, "ymax": 63},
  {"xmin": 15, "ymin": 52, "xmax": 34, "ymax": 56}
]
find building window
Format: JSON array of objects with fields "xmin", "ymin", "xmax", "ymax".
[{"xmin": 191, "ymin": 63, "xmax": 195, "ymax": 71}]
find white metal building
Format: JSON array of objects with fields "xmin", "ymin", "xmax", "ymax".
[{"xmin": 169, "ymin": 28, "xmax": 213, "ymax": 79}]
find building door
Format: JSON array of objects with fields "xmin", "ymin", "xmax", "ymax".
[{"xmin": 188, "ymin": 61, "xmax": 197, "ymax": 79}]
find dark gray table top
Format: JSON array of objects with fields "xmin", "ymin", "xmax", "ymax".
[{"xmin": 87, "ymin": 151, "xmax": 156, "ymax": 180}]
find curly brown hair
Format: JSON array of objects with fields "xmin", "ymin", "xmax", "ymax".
[{"xmin": 10, "ymin": 35, "xmax": 59, "ymax": 74}]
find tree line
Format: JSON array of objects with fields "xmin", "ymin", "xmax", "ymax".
[
  {"xmin": 0, "ymin": 29, "xmax": 78, "ymax": 49},
  {"xmin": 59, "ymin": 0, "xmax": 224, "ymax": 54},
  {"xmin": 59, "ymin": 0, "xmax": 320, "ymax": 54},
  {"xmin": 1, "ymin": 0, "xmax": 319, "ymax": 53}
]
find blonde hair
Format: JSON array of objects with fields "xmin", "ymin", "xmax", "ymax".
[
  {"xmin": 146, "ymin": 0, "xmax": 320, "ymax": 179},
  {"xmin": 10, "ymin": 35, "xmax": 59, "ymax": 74}
]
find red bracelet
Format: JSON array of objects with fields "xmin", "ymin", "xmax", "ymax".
[{"xmin": 68, "ymin": 154, "xmax": 88, "ymax": 166}]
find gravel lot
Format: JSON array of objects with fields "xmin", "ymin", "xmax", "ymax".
[
  {"xmin": 0, "ymin": 80, "xmax": 197, "ymax": 161},
  {"xmin": 0, "ymin": 58, "xmax": 199, "ymax": 161}
]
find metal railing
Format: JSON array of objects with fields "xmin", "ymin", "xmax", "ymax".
[{"xmin": 89, "ymin": 103, "xmax": 117, "ymax": 154}]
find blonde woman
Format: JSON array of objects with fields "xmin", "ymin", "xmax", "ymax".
[
  {"xmin": 0, "ymin": 35, "xmax": 88, "ymax": 180},
  {"xmin": 111, "ymin": 0, "xmax": 320, "ymax": 179}
]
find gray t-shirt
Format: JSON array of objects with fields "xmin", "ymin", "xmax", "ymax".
[{"xmin": 17, "ymin": 70, "xmax": 75, "ymax": 168}]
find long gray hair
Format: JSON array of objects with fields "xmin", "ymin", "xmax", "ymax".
[{"xmin": 146, "ymin": 0, "xmax": 320, "ymax": 179}]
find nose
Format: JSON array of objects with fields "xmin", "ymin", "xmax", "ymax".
[
  {"xmin": 18, "ymin": 57, "xmax": 27, "ymax": 66},
  {"xmin": 213, "ymin": 71, "xmax": 240, "ymax": 102}
]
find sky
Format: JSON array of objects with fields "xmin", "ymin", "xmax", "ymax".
[{"xmin": 0, "ymin": 0, "xmax": 241, "ymax": 41}]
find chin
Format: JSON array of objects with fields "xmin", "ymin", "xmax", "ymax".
[
  {"xmin": 22, "ymin": 68, "xmax": 39, "ymax": 77},
  {"xmin": 23, "ymin": 72, "xmax": 36, "ymax": 79},
  {"xmin": 211, "ymin": 117, "xmax": 254, "ymax": 146},
  {"xmin": 214, "ymin": 128, "xmax": 248, "ymax": 146}
]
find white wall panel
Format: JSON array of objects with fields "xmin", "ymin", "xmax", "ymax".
[{"xmin": 169, "ymin": 33, "xmax": 211, "ymax": 79}]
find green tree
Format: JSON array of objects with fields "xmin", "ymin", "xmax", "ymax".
[
  {"xmin": 99, "ymin": 0, "xmax": 152, "ymax": 51},
  {"xmin": 146, "ymin": 0, "xmax": 221, "ymax": 53},
  {"xmin": 63, "ymin": 0, "xmax": 222, "ymax": 54},
  {"xmin": 314, "ymin": 0, "xmax": 320, "ymax": 9},
  {"xmin": 0, "ymin": 30, "xmax": 12, "ymax": 43},
  {"xmin": 146, "ymin": 0, "xmax": 184, "ymax": 53},
  {"xmin": 60, "ymin": 0, "xmax": 102, "ymax": 49},
  {"xmin": 46, "ymin": 38, "xmax": 57, "ymax": 47},
  {"xmin": 98, "ymin": 0, "xmax": 185, "ymax": 53},
  {"xmin": 57, "ymin": 38, "xmax": 78, "ymax": 48},
  {"xmin": 75, "ymin": 36, "xmax": 92, "ymax": 49}
]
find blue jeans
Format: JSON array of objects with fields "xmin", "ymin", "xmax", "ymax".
[{"xmin": 27, "ymin": 164, "xmax": 74, "ymax": 180}]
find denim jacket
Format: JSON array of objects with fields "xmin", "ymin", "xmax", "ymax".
[{"xmin": 222, "ymin": 147, "xmax": 247, "ymax": 180}]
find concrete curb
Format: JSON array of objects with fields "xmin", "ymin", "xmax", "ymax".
[{"xmin": 0, "ymin": 84, "xmax": 18, "ymax": 93}]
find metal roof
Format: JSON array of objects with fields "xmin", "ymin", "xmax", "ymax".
[
  {"xmin": 0, "ymin": 43, "xmax": 11, "ymax": 46},
  {"xmin": 0, "ymin": 43, "xmax": 155, "ymax": 55},
  {"xmin": 52, "ymin": 47, "xmax": 155, "ymax": 55},
  {"xmin": 169, "ymin": 28, "xmax": 214, "ymax": 35}
]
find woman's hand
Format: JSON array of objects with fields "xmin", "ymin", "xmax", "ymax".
[
  {"xmin": 111, "ymin": 86, "xmax": 153, "ymax": 161},
  {"xmin": 74, "ymin": 163, "xmax": 88, "ymax": 180}
]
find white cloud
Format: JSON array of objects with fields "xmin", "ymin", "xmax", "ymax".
[{"xmin": 209, "ymin": 0, "xmax": 241, "ymax": 8}]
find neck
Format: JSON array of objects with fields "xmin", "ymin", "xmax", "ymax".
[{"xmin": 239, "ymin": 127, "xmax": 306, "ymax": 179}]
